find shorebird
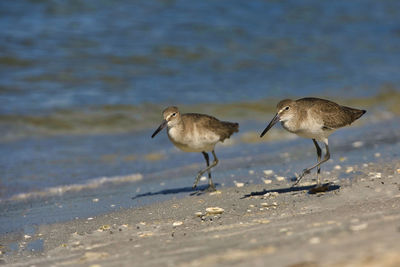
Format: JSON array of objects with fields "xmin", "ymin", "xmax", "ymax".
[
  {"xmin": 151, "ymin": 106, "xmax": 239, "ymax": 191},
  {"xmin": 260, "ymin": 97, "xmax": 366, "ymax": 189}
]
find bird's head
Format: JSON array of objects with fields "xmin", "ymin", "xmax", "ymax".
[
  {"xmin": 260, "ymin": 99, "xmax": 295, "ymax": 137},
  {"xmin": 151, "ymin": 106, "xmax": 181, "ymax": 138}
]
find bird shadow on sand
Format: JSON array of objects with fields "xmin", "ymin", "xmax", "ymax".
[
  {"xmin": 132, "ymin": 183, "xmax": 220, "ymax": 200},
  {"xmin": 241, "ymin": 183, "xmax": 340, "ymax": 199}
]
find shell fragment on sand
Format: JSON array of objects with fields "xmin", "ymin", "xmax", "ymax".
[
  {"xmin": 352, "ymin": 141, "xmax": 364, "ymax": 148},
  {"xmin": 263, "ymin": 170, "xmax": 274, "ymax": 176},
  {"xmin": 263, "ymin": 192, "xmax": 279, "ymax": 198},
  {"xmin": 172, "ymin": 221, "xmax": 183, "ymax": 227},
  {"xmin": 369, "ymin": 172, "xmax": 382, "ymax": 179},
  {"xmin": 98, "ymin": 225, "xmax": 110, "ymax": 231},
  {"xmin": 234, "ymin": 181, "xmax": 244, "ymax": 188},
  {"xmin": 253, "ymin": 219, "xmax": 270, "ymax": 224},
  {"xmin": 206, "ymin": 207, "xmax": 224, "ymax": 215},
  {"xmin": 350, "ymin": 223, "xmax": 368, "ymax": 231},
  {"xmin": 309, "ymin": 237, "xmax": 321, "ymax": 244}
]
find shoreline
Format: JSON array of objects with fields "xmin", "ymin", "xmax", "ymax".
[{"xmin": 2, "ymin": 159, "xmax": 400, "ymax": 266}]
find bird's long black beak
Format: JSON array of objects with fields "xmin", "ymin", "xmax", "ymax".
[
  {"xmin": 151, "ymin": 120, "xmax": 167, "ymax": 138},
  {"xmin": 260, "ymin": 113, "xmax": 280, "ymax": 137}
]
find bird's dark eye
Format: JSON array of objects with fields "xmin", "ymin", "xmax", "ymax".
[
  {"xmin": 285, "ymin": 106, "xmax": 290, "ymax": 111},
  {"xmin": 172, "ymin": 113, "xmax": 176, "ymax": 117}
]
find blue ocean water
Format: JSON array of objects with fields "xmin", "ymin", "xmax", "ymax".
[
  {"xmin": 1, "ymin": 0, "xmax": 400, "ymax": 115},
  {"xmin": 1, "ymin": 0, "xmax": 400, "ymax": 236}
]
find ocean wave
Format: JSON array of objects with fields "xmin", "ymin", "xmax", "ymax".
[{"xmin": 3, "ymin": 173, "xmax": 143, "ymax": 202}]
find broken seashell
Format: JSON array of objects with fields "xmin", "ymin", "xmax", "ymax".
[
  {"xmin": 172, "ymin": 221, "xmax": 183, "ymax": 227},
  {"xmin": 263, "ymin": 170, "xmax": 274, "ymax": 176},
  {"xmin": 205, "ymin": 207, "xmax": 224, "ymax": 215}
]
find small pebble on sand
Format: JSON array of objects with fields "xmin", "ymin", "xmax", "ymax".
[
  {"xmin": 263, "ymin": 179, "xmax": 272, "ymax": 184},
  {"xmin": 200, "ymin": 176, "xmax": 207, "ymax": 181},
  {"xmin": 92, "ymin": 198, "xmax": 99, "ymax": 202},
  {"xmin": 249, "ymin": 170, "xmax": 255, "ymax": 175},
  {"xmin": 374, "ymin": 153, "xmax": 381, "ymax": 158},
  {"xmin": 346, "ymin": 166, "xmax": 354, "ymax": 173},
  {"xmin": 334, "ymin": 165, "xmax": 342, "ymax": 170},
  {"xmin": 396, "ymin": 169, "xmax": 400, "ymax": 174}
]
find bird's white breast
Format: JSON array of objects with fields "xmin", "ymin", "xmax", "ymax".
[
  {"xmin": 282, "ymin": 110, "xmax": 334, "ymax": 141},
  {"xmin": 167, "ymin": 124, "xmax": 219, "ymax": 152}
]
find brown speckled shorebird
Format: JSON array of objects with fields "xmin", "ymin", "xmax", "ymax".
[
  {"xmin": 260, "ymin": 97, "xmax": 366, "ymax": 190},
  {"xmin": 152, "ymin": 106, "xmax": 239, "ymax": 191}
]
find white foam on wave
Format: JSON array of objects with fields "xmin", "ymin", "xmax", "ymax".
[{"xmin": 5, "ymin": 173, "xmax": 143, "ymax": 202}]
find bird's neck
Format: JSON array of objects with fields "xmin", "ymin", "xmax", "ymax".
[
  {"xmin": 167, "ymin": 119, "xmax": 185, "ymax": 139},
  {"xmin": 281, "ymin": 113, "xmax": 301, "ymax": 133}
]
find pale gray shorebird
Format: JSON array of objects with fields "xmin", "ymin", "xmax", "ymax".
[
  {"xmin": 151, "ymin": 106, "xmax": 239, "ymax": 191},
  {"xmin": 260, "ymin": 98, "xmax": 366, "ymax": 189}
]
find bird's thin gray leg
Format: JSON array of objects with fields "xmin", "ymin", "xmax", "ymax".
[
  {"xmin": 293, "ymin": 139, "xmax": 330, "ymax": 187},
  {"xmin": 312, "ymin": 139, "xmax": 322, "ymax": 185},
  {"xmin": 193, "ymin": 150, "xmax": 218, "ymax": 190},
  {"xmin": 207, "ymin": 151, "xmax": 219, "ymax": 190},
  {"xmin": 203, "ymin": 151, "xmax": 212, "ymax": 180}
]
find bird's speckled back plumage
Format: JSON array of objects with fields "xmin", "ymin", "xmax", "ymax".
[
  {"xmin": 182, "ymin": 113, "xmax": 239, "ymax": 142},
  {"xmin": 296, "ymin": 98, "xmax": 366, "ymax": 130}
]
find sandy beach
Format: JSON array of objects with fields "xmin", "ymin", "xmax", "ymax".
[{"xmin": 2, "ymin": 158, "xmax": 400, "ymax": 267}]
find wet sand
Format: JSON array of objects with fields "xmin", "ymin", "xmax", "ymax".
[{"xmin": 3, "ymin": 159, "xmax": 400, "ymax": 267}]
